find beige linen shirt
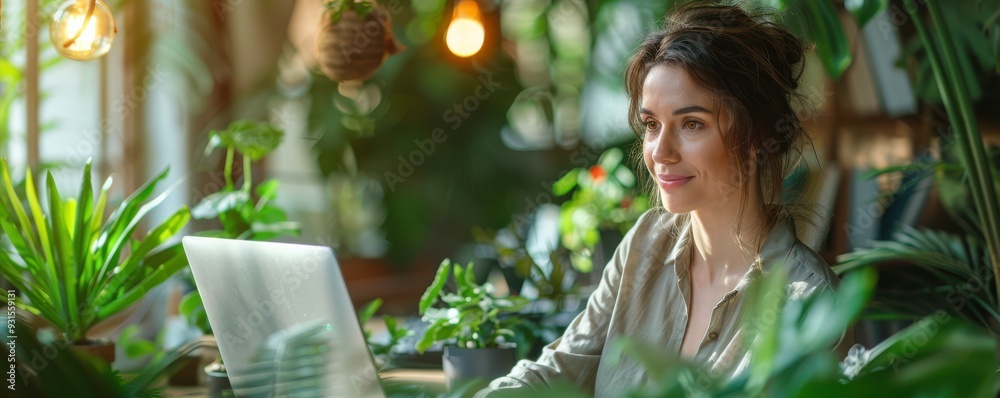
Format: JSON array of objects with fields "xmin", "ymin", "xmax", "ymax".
[{"xmin": 476, "ymin": 209, "xmax": 841, "ymax": 397}]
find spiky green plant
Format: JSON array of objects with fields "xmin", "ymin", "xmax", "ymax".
[
  {"xmin": 835, "ymin": 0, "xmax": 1000, "ymax": 334},
  {"xmin": 0, "ymin": 158, "xmax": 189, "ymax": 343}
]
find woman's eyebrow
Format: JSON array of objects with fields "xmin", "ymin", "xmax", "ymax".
[
  {"xmin": 639, "ymin": 105, "xmax": 712, "ymax": 116},
  {"xmin": 672, "ymin": 105, "xmax": 711, "ymax": 115}
]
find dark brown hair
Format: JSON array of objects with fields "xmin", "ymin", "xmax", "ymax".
[{"xmin": 625, "ymin": 1, "xmax": 809, "ymax": 254}]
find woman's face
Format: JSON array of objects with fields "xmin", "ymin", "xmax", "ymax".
[{"xmin": 641, "ymin": 65, "xmax": 739, "ymax": 214}]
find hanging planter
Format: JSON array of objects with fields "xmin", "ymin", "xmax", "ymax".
[{"xmin": 314, "ymin": 0, "xmax": 402, "ymax": 82}]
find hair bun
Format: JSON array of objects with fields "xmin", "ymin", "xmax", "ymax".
[{"xmin": 774, "ymin": 28, "xmax": 804, "ymax": 91}]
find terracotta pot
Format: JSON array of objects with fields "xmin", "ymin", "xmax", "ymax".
[
  {"xmin": 69, "ymin": 339, "xmax": 116, "ymax": 364},
  {"xmin": 313, "ymin": 5, "xmax": 402, "ymax": 82},
  {"xmin": 442, "ymin": 346, "xmax": 518, "ymax": 392}
]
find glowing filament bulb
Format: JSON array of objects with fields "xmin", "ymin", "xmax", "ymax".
[
  {"xmin": 445, "ymin": 0, "xmax": 484, "ymax": 58},
  {"xmin": 50, "ymin": 0, "xmax": 117, "ymax": 61}
]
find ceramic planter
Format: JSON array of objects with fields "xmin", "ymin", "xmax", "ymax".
[
  {"xmin": 442, "ymin": 346, "xmax": 518, "ymax": 392},
  {"xmin": 205, "ymin": 360, "xmax": 232, "ymax": 398}
]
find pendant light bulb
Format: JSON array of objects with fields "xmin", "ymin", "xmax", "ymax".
[
  {"xmin": 50, "ymin": 0, "xmax": 117, "ymax": 61},
  {"xmin": 445, "ymin": 0, "xmax": 484, "ymax": 58}
]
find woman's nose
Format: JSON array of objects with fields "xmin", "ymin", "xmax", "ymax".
[{"xmin": 651, "ymin": 129, "xmax": 680, "ymax": 164}]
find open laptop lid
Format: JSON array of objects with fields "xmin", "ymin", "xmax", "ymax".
[{"xmin": 182, "ymin": 236, "xmax": 384, "ymax": 397}]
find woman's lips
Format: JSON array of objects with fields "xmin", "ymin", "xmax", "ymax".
[{"xmin": 657, "ymin": 174, "xmax": 694, "ymax": 189}]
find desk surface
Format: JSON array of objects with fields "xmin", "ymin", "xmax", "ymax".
[{"xmin": 164, "ymin": 368, "xmax": 446, "ymax": 397}]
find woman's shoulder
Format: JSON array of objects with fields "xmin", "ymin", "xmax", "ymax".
[
  {"xmin": 784, "ymin": 240, "xmax": 839, "ymax": 298},
  {"xmin": 620, "ymin": 209, "xmax": 684, "ymax": 252},
  {"xmin": 604, "ymin": 209, "xmax": 685, "ymax": 273}
]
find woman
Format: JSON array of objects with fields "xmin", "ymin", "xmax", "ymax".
[{"xmin": 477, "ymin": 2, "xmax": 847, "ymax": 396}]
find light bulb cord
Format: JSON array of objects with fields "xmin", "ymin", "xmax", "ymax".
[{"xmin": 62, "ymin": 0, "xmax": 97, "ymax": 49}]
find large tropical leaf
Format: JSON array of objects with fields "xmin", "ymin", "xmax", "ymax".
[
  {"xmin": 845, "ymin": 0, "xmax": 888, "ymax": 28},
  {"xmin": 899, "ymin": 1, "xmax": 998, "ymax": 103},
  {"xmin": 836, "ymin": 316, "xmax": 997, "ymax": 397},
  {"xmin": 835, "ymin": 226, "xmax": 997, "ymax": 329},
  {"xmin": 779, "ymin": 0, "xmax": 852, "ymax": 80}
]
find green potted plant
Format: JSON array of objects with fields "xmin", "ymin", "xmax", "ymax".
[
  {"xmin": 191, "ymin": 119, "xmax": 299, "ymax": 241},
  {"xmin": 415, "ymin": 259, "xmax": 529, "ymax": 391},
  {"xmin": 356, "ymin": 297, "xmax": 412, "ymax": 369},
  {"xmin": 0, "ymin": 158, "xmax": 189, "ymax": 364},
  {"xmin": 553, "ymin": 147, "xmax": 649, "ymax": 275},
  {"xmin": 314, "ymin": 0, "xmax": 402, "ymax": 82},
  {"xmin": 182, "ymin": 119, "xmax": 300, "ymax": 395}
]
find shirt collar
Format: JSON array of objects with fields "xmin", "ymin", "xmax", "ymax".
[{"xmin": 670, "ymin": 216, "xmax": 799, "ymax": 296}]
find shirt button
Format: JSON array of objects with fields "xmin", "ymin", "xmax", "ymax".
[{"xmin": 708, "ymin": 331, "xmax": 719, "ymax": 341}]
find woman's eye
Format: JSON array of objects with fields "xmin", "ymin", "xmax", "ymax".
[
  {"xmin": 645, "ymin": 120, "xmax": 660, "ymax": 131},
  {"xmin": 683, "ymin": 120, "xmax": 704, "ymax": 130}
]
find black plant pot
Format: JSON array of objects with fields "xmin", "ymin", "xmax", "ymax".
[
  {"xmin": 206, "ymin": 362, "xmax": 233, "ymax": 398},
  {"xmin": 442, "ymin": 346, "xmax": 518, "ymax": 392}
]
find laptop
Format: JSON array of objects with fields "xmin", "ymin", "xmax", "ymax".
[{"xmin": 182, "ymin": 236, "xmax": 385, "ymax": 397}]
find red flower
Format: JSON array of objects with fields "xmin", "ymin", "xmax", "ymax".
[
  {"xmin": 621, "ymin": 197, "xmax": 633, "ymax": 208},
  {"xmin": 589, "ymin": 165, "xmax": 607, "ymax": 183}
]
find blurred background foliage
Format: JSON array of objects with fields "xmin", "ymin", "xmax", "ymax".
[
  {"xmin": 300, "ymin": 0, "xmax": 863, "ymax": 267},
  {"xmin": 304, "ymin": 0, "xmax": 652, "ymax": 266}
]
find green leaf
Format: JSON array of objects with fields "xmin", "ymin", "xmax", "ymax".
[
  {"xmin": 120, "ymin": 325, "xmax": 158, "ymax": 359},
  {"xmin": 454, "ymin": 263, "xmax": 476, "ymax": 298},
  {"xmin": 743, "ymin": 266, "xmax": 790, "ymax": 390},
  {"xmin": 357, "ymin": 298, "xmax": 382, "ymax": 326},
  {"xmin": 210, "ymin": 120, "xmax": 284, "ymax": 161},
  {"xmin": 845, "ymin": 0, "xmax": 888, "ymax": 27},
  {"xmin": 609, "ymin": 339, "xmax": 677, "ymax": 381},
  {"xmin": 597, "ymin": 147, "xmax": 624, "ymax": 172},
  {"xmin": 46, "ymin": 172, "xmax": 79, "ymax": 334},
  {"xmin": 89, "ymin": 166, "xmax": 173, "ymax": 300},
  {"xmin": 552, "ymin": 169, "xmax": 580, "ymax": 196},
  {"xmin": 419, "ymin": 259, "xmax": 452, "ymax": 315},
  {"xmin": 415, "ymin": 318, "xmax": 447, "ymax": 354},
  {"xmin": 493, "ymin": 296, "xmax": 529, "ymax": 312},
  {"xmin": 851, "ymin": 316, "xmax": 996, "ymax": 397},
  {"xmin": 98, "ymin": 252, "xmax": 189, "ymax": 321},
  {"xmin": 112, "ymin": 207, "xmax": 191, "ymax": 291},
  {"xmin": 191, "ymin": 189, "xmax": 250, "ymax": 220},
  {"xmin": 799, "ymin": 0, "xmax": 853, "ymax": 80},
  {"xmin": 179, "ymin": 290, "xmax": 210, "ymax": 334},
  {"xmin": 256, "ymin": 179, "xmax": 280, "ymax": 202},
  {"xmin": 122, "ymin": 338, "xmax": 217, "ymax": 396},
  {"xmin": 385, "ymin": 316, "xmax": 410, "ymax": 341},
  {"xmin": 0, "ymin": 58, "xmax": 22, "ymax": 84}
]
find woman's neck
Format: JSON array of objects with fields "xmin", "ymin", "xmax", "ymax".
[{"xmin": 689, "ymin": 201, "xmax": 766, "ymax": 284}]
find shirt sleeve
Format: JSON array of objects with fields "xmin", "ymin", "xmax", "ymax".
[{"xmin": 474, "ymin": 211, "xmax": 653, "ymax": 397}]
